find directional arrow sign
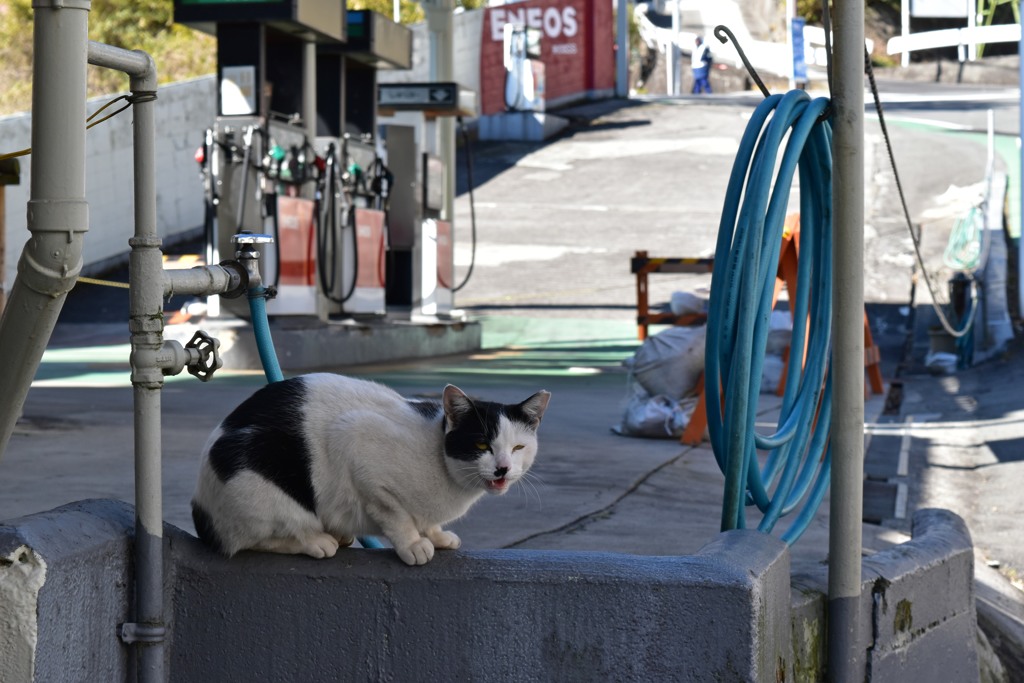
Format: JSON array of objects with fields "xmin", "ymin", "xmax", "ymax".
[
  {"xmin": 379, "ymin": 82, "xmax": 457, "ymax": 109},
  {"xmin": 430, "ymin": 87, "xmax": 452, "ymax": 103}
]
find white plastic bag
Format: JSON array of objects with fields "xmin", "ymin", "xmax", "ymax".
[
  {"xmin": 670, "ymin": 291, "xmax": 708, "ymax": 316},
  {"xmin": 612, "ymin": 379, "xmax": 699, "ymax": 438},
  {"xmin": 623, "ymin": 326, "xmax": 706, "ymax": 402}
]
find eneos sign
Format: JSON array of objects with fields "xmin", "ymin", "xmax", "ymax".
[{"xmin": 479, "ymin": 0, "xmax": 614, "ymax": 116}]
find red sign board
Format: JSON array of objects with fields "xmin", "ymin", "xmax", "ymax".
[
  {"xmin": 480, "ymin": 0, "xmax": 615, "ymax": 116},
  {"xmin": 435, "ymin": 220, "xmax": 453, "ymax": 291},
  {"xmin": 354, "ymin": 208, "xmax": 386, "ymax": 289},
  {"xmin": 276, "ymin": 196, "xmax": 316, "ymax": 286}
]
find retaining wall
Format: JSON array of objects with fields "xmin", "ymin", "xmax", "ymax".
[{"xmin": 0, "ymin": 501, "xmax": 977, "ymax": 682}]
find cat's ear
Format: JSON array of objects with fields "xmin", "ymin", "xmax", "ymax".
[
  {"xmin": 442, "ymin": 384, "xmax": 474, "ymax": 429},
  {"xmin": 519, "ymin": 390, "xmax": 551, "ymax": 429}
]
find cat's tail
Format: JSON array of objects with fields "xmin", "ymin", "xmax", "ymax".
[{"xmin": 191, "ymin": 501, "xmax": 229, "ymax": 555}]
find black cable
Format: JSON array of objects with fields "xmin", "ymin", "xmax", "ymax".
[
  {"xmin": 863, "ymin": 46, "xmax": 971, "ymax": 339},
  {"xmin": 453, "ymin": 117, "xmax": 478, "ymax": 292}
]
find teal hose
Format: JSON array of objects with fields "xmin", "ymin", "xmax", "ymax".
[
  {"xmin": 705, "ymin": 90, "xmax": 834, "ymax": 544},
  {"xmin": 247, "ymin": 285, "xmax": 384, "ymax": 550},
  {"xmin": 248, "ymin": 286, "xmax": 284, "ymax": 384}
]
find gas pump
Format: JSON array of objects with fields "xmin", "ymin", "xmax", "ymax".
[
  {"xmin": 377, "ymin": 82, "xmax": 477, "ymax": 319},
  {"xmin": 315, "ymin": 134, "xmax": 390, "ymax": 315},
  {"xmin": 503, "ymin": 24, "xmax": 545, "ymax": 112},
  {"xmin": 178, "ymin": 2, "xmax": 412, "ymax": 321}
]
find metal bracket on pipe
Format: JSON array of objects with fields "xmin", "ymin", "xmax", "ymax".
[{"xmin": 118, "ymin": 622, "xmax": 166, "ymax": 645}]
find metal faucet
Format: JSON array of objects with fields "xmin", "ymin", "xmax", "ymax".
[{"xmin": 232, "ymin": 233, "xmax": 275, "ymax": 291}]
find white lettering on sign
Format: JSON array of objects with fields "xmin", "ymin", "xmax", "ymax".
[
  {"xmin": 490, "ymin": 6, "xmax": 579, "ymax": 42},
  {"xmin": 551, "ymin": 43, "xmax": 578, "ymax": 55}
]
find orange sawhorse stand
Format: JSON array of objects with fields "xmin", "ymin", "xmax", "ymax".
[{"xmin": 680, "ymin": 217, "xmax": 884, "ymax": 446}]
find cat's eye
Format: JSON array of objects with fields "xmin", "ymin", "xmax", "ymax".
[
  {"xmin": 512, "ymin": 444, "xmax": 525, "ymax": 452},
  {"xmin": 475, "ymin": 442, "xmax": 489, "ymax": 451}
]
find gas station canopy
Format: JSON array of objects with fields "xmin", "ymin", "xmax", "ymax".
[{"xmin": 174, "ymin": 0, "xmax": 346, "ymax": 44}]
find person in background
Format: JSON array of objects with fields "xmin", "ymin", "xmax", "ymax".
[{"xmin": 691, "ymin": 35, "xmax": 712, "ymax": 94}]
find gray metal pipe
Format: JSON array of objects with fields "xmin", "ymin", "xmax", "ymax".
[
  {"xmin": 0, "ymin": 0, "xmax": 91, "ymax": 460},
  {"xmin": 165, "ymin": 264, "xmax": 245, "ymax": 298},
  {"xmin": 827, "ymin": 0, "xmax": 866, "ymax": 681},
  {"xmin": 87, "ymin": 41, "xmax": 165, "ymax": 683}
]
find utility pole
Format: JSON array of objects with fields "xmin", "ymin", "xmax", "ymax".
[
  {"xmin": 422, "ymin": 0, "xmax": 456, "ymax": 226},
  {"xmin": 617, "ymin": 0, "xmax": 628, "ymax": 97},
  {"xmin": 828, "ymin": 0, "xmax": 866, "ymax": 680}
]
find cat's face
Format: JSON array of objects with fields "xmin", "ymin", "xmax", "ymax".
[{"xmin": 441, "ymin": 385, "xmax": 550, "ymax": 495}]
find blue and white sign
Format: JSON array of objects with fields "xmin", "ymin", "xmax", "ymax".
[{"xmin": 791, "ymin": 17, "xmax": 808, "ymax": 83}]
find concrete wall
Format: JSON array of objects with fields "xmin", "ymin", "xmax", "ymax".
[
  {"xmin": 2, "ymin": 499, "xmax": 793, "ymax": 683},
  {"xmin": 0, "ymin": 500, "xmax": 983, "ymax": 682},
  {"xmin": 170, "ymin": 527, "xmax": 791, "ymax": 682},
  {"xmin": 1, "ymin": 76, "xmax": 215, "ymax": 292},
  {"xmin": 0, "ymin": 500, "xmax": 133, "ymax": 682}
]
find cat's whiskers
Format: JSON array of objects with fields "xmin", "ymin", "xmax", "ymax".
[{"xmin": 519, "ymin": 471, "xmax": 544, "ymax": 510}]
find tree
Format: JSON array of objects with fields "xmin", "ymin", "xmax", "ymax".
[{"xmin": 0, "ymin": 0, "xmax": 214, "ymax": 115}]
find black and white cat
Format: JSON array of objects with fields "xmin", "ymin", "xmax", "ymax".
[{"xmin": 191, "ymin": 373, "xmax": 550, "ymax": 565}]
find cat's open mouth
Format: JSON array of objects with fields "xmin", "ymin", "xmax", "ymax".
[{"xmin": 485, "ymin": 477, "xmax": 508, "ymax": 493}]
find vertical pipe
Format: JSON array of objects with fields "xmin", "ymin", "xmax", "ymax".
[
  {"xmin": 304, "ymin": 39, "xmax": 317, "ymax": 142},
  {"xmin": 435, "ymin": 2, "xmax": 456, "ymax": 227},
  {"xmin": 126, "ymin": 55, "xmax": 164, "ymax": 683},
  {"xmin": 0, "ymin": 0, "xmax": 90, "ymax": 459},
  {"xmin": 828, "ymin": 0, "xmax": 866, "ymax": 681},
  {"xmin": 87, "ymin": 41, "xmax": 164, "ymax": 682},
  {"xmin": 425, "ymin": 0, "xmax": 457, "ymax": 245},
  {"xmin": 616, "ymin": 0, "xmax": 628, "ymax": 97}
]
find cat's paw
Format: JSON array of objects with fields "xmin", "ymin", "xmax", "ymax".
[
  {"xmin": 301, "ymin": 533, "xmax": 340, "ymax": 559},
  {"xmin": 396, "ymin": 538, "xmax": 435, "ymax": 566},
  {"xmin": 428, "ymin": 529, "xmax": 461, "ymax": 550}
]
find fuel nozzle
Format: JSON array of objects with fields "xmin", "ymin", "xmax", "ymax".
[{"xmin": 231, "ymin": 233, "xmax": 275, "ymax": 291}]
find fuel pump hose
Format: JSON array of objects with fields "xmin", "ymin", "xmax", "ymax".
[
  {"xmin": 453, "ymin": 117, "xmax": 478, "ymax": 293},
  {"xmin": 705, "ymin": 90, "xmax": 834, "ymax": 545}
]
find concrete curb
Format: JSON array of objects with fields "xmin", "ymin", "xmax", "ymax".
[{"xmin": 792, "ymin": 508, "xmax": 979, "ymax": 682}]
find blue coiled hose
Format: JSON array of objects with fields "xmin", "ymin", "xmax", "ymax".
[
  {"xmin": 705, "ymin": 90, "xmax": 834, "ymax": 544},
  {"xmin": 247, "ymin": 285, "xmax": 385, "ymax": 550}
]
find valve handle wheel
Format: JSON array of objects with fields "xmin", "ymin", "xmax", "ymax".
[{"xmin": 186, "ymin": 330, "xmax": 222, "ymax": 382}]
